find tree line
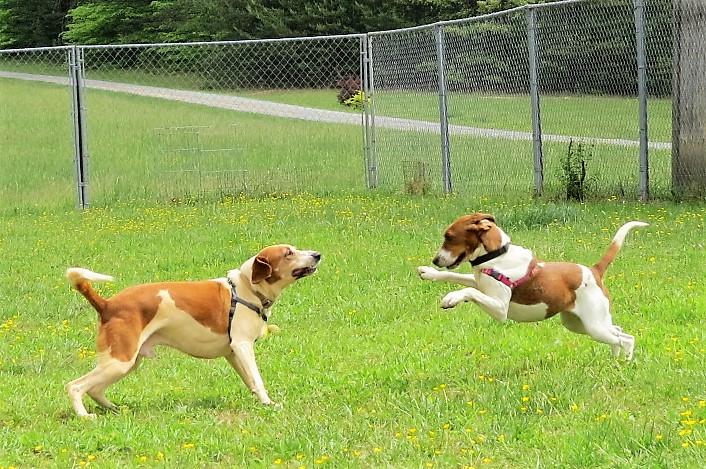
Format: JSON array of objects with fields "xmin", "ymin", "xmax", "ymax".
[{"xmin": 0, "ymin": 0, "xmax": 543, "ymax": 48}]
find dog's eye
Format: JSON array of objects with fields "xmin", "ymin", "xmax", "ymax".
[
  {"xmin": 444, "ymin": 233, "xmax": 452, "ymax": 242},
  {"xmin": 285, "ymin": 249, "xmax": 293, "ymax": 257}
]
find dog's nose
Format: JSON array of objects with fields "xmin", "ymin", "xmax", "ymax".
[
  {"xmin": 432, "ymin": 256, "xmax": 441, "ymax": 267},
  {"xmin": 312, "ymin": 252, "xmax": 321, "ymax": 262}
]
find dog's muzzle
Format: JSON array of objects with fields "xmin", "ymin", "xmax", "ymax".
[{"xmin": 293, "ymin": 252, "xmax": 321, "ymax": 279}]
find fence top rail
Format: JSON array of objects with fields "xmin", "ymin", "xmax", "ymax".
[
  {"xmin": 78, "ymin": 33, "xmax": 366, "ymax": 50},
  {"xmin": 0, "ymin": 45, "xmax": 72, "ymax": 54},
  {"xmin": 368, "ymin": 0, "xmax": 588, "ymax": 36}
]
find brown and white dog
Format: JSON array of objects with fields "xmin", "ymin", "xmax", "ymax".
[
  {"xmin": 418, "ymin": 213, "xmax": 647, "ymax": 359},
  {"xmin": 65, "ymin": 244, "xmax": 320, "ymax": 418}
]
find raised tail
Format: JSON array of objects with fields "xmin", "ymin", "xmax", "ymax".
[
  {"xmin": 66, "ymin": 267, "xmax": 114, "ymax": 315},
  {"xmin": 593, "ymin": 221, "xmax": 648, "ymax": 279}
]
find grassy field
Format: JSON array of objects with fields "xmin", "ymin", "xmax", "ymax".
[
  {"xmin": 0, "ymin": 194, "xmax": 705, "ymax": 468},
  {"xmin": 0, "ymin": 58, "xmax": 672, "ymax": 141},
  {"xmin": 0, "ymin": 77, "xmax": 675, "ymax": 211}
]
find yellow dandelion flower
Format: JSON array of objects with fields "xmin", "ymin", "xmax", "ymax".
[
  {"xmin": 655, "ymin": 434, "xmax": 663, "ymax": 441},
  {"xmin": 521, "ymin": 396, "xmax": 530, "ymax": 402},
  {"xmin": 570, "ymin": 403, "xmax": 579, "ymax": 412},
  {"xmin": 678, "ymin": 429, "xmax": 692, "ymax": 436},
  {"xmin": 373, "ymin": 447, "xmax": 382, "ymax": 453},
  {"xmin": 482, "ymin": 457, "xmax": 492, "ymax": 464},
  {"xmin": 182, "ymin": 443, "xmax": 195, "ymax": 449},
  {"xmin": 699, "ymin": 400, "xmax": 706, "ymax": 408},
  {"xmin": 681, "ymin": 442, "xmax": 690, "ymax": 448},
  {"xmin": 522, "ymin": 384, "xmax": 530, "ymax": 391},
  {"xmin": 274, "ymin": 458, "xmax": 283, "ymax": 465},
  {"xmin": 296, "ymin": 453, "xmax": 305, "ymax": 460},
  {"xmin": 681, "ymin": 396, "xmax": 690, "ymax": 402}
]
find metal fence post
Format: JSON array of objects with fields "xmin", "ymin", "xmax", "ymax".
[
  {"xmin": 634, "ymin": 0, "xmax": 650, "ymax": 201},
  {"xmin": 360, "ymin": 34, "xmax": 373, "ymax": 188},
  {"xmin": 435, "ymin": 24, "xmax": 453, "ymax": 194},
  {"xmin": 526, "ymin": 6, "xmax": 544, "ymax": 197},
  {"xmin": 366, "ymin": 34, "xmax": 379, "ymax": 188},
  {"xmin": 69, "ymin": 45, "xmax": 89, "ymax": 208}
]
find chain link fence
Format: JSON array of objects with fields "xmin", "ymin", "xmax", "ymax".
[
  {"xmin": 1, "ymin": 0, "xmax": 704, "ymax": 208},
  {"xmin": 0, "ymin": 46, "xmax": 77, "ymax": 210}
]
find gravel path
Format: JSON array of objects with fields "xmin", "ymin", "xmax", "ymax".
[{"xmin": 0, "ymin": 71, "xmax": 670, "ymax": 150}]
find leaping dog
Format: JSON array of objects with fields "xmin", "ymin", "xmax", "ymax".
[{"xmin": 418, "ymin": 213, "xmax": 647, "ymax": 359}]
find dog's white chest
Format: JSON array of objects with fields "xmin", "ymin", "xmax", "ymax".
[{"xmin": 507, "ymin": 302, "xmax": 549, "ymax": 322}]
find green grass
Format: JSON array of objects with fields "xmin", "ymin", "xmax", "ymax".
[
  {"xmin": 0, "ymin": 195, "xmax": 705, "ymax": 468},
  {"xmin": 0, "ymin": 77, "xmax": 676, "ymax": 211},
  {"xmin": 0, "ymin": 58, "xmax": 672, "ymax": 142}
]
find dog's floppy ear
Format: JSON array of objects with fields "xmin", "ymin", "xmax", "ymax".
[
  {"xmin": 251, "ymin": 256, "xmax": 273, "ymax": 284},
  {"xmin": 465, "ymin": 213, "xmax": 496, "ymax": 232}
]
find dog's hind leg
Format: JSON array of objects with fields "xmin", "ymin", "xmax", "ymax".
[
  {"xmin": 87, "ymin": 356, "xmax": 143, "ymax": 410},
  {"xmin": 66, "ymin": 357, "xmax": 137, "ymax": 418}
]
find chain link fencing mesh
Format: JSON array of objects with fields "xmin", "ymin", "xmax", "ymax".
[
  {"xmin": 443, "ymin": 10, "xmax": 533, "ymax": 196},
  {"xmin": 0, "ymin": 47, "xmax": 77, "ymax": 210},
  {"xmin": 77, "ymin": 36, "xmax": 367, "ymax": 204},
  {"xmin": 535, "ymin": 0, "xmax": 645, "ymax": 199},
  {"xmin": 2, "ymin": 0, "xmax": 705, "ymax": 207},
  {"xmin": 368, "ymin": 26, "xmax": 441, "ymax": 195}
]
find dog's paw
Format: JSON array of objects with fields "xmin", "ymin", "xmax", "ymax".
[
  {"xmin": 441, "ymin": 291, "xmax": 465, "ymax": 309},
  {"xmin": 417, "ymin": 265, "xmax": 439, "ymax": 281}
]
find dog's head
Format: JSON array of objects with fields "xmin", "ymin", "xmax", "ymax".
[
  {"xmin": 432, "ymin": 213, "xmax": 502, "ymax": 269},
  {"xmin": 248, "ymin": 244, "xmax": 321, "ymax": 290}
]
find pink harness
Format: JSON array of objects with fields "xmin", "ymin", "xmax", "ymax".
[{"xmin": 481, "ymin": 259, "xmax": 539, "ymax": 289}]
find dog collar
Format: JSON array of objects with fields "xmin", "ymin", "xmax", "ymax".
[
  {"xmin": 470, "ymin": 244, "xmax": 509, "ymax": 267},
  {"xmin": 226, "ymin": 277, "xmax": 271, "ymax": 341}
]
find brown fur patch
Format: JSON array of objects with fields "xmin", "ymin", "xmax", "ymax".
[
  {"xmin": 511, "ymin": 262, "xmax": 584, "ymax": 317},
  {"xmin": 441, "ymin": 213, "xmax": 502, "ymax": 262},
  {"xmin": 97, "ymin": 281, "xmax": 230, "ymax": 360}
]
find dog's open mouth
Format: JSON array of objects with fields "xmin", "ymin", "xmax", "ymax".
[
  {"xmin": 292, "ymin": 266, "xmax": 317, "ymax": 278},
  {"xmin": 447, "ymin": 253, "xmax": 466, "ymax": 269}
]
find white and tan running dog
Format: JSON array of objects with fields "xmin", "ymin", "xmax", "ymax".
[
  {"xmin": 418, "ymin": 213, "xmax": 647, "ymax": 359},
  {"xmin": 65, "ymin": 244, "xmax": 320, "ymax": 418}
]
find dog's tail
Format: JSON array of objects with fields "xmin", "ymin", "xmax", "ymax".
[
  {"xmin": 593, "ymin": 221, "xmax": 648, "ymax": 279},
  {"xmin": 66, "ymin": 267, "xmax": 114, "ymax": 315}
]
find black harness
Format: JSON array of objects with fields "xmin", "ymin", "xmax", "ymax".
[{"xmin": 226, "ymin": 277, "xmax": 271, "ymax": 342}]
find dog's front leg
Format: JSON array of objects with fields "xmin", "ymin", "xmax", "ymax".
[
  {"xmin": 441, "ymin": 287, "xmax": 510, "ymax": 322},
  {"xmin": 417, "ymin": 266, "xmax": 477, "ymax": 288},
  {"xmin": 227, "ymin": 341, "xmax": 273, "ymax": 405}
]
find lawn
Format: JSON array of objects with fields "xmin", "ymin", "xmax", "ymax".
[
  {"xmin": 0, "ymin": 77, "xmax": 674, "ymax": 212},
  {"xmin": 1, "ymin": 72, "xmax": 705, "ymax": 468},
  {"xmin": 0, "ymin": 194, "xmax": 705, "ymax": 468}
]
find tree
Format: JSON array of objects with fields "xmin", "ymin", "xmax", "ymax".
[{"xmin": 0, "ymin": 0, "xmax": 75, "ymax": 48}]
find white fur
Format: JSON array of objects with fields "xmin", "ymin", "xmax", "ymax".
[{"xmin": 66, "ymin": 267, "xmax": 114, "ymax": 285}]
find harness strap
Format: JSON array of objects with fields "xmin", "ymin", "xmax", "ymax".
[
  {"xmin": 227, "ymin": 277, "xmax": 269, "ymax": 342},
  {"xmin": 481, "ymin": 258, "xmax": 539, "ymax": 289}
]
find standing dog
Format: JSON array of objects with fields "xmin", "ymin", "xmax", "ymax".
[
  {"xmin": 418, "ymin": 213, "xmax": 647, "ymax": 359},
  {"xmin": 65, "ymin": 244, "xmax": 320, "ymax": 418}
]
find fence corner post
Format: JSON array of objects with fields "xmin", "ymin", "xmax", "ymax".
[
  {"xmin": 435, "ymin": 23, "xmax": 453, "ymax": 194},
  {"xmin": 634, "ymin": 0, "xmax": 650, "ymax": 201},
  {"xmin": 69, "ymin": 45, "xmax": 89, "ymax": 209},
  {"xmin": 526, "ymin": 6, "xmax": 543, "ymax": 197}
]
